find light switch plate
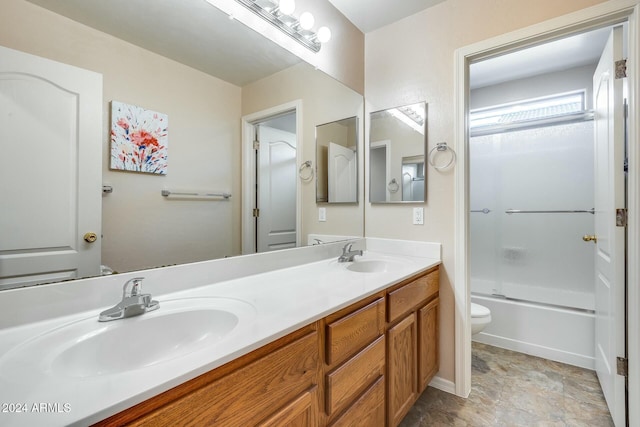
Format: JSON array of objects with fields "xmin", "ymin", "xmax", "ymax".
[
  {"xmin": 413, "ymin": 207, "xmax": 424, "ymax": 225},
  {"xmin": 319, "ymin": 207, "xmax": 326, "ymax": 222}
]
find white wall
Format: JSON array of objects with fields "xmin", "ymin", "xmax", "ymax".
[
  {"xmin": 364, "ymin": 0, "xmax": 608, "ymax": 384},
  {"xmin": 1, "ymin": 0, "xmax": 242, "ymax": 273}
]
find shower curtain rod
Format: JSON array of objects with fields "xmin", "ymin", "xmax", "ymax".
[{"xmin": 505, "ymin": 208, "xmax": 594, "ymax": 215}]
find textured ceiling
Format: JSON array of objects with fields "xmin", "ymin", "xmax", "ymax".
[{"xmin": 327, "ymin": 0, "xmax": 445, "ymax": 33}]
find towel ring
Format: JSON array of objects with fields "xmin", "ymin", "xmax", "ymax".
[
  {"xmin": 299, "ymin": 160, "xmax": 314, "ymax": 182},
  {"xmin": 428, "ymin": 142, "xmax": 456, "ymax": 170},
  {"xmin": 388, "ymin": 178, "xmax": 399, "ymax": 193}
]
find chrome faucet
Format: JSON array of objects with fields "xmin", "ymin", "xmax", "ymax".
[
  {"xmin": 98, "ymin": 277, "xmax": 159, "ymax": 322},
  {"xmin": 338, "ymin": 243, "xmax": 363, "ymax": 263}
]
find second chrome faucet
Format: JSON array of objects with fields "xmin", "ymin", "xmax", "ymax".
[{"xmin": 338, "ymin": 243, "xmax": 363, "ymax": 263}]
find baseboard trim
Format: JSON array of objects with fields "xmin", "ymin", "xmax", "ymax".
[{"xmin": 428, "ymin": 375, "xmax": 457, "ymax": 395}]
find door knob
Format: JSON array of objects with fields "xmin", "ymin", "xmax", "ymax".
[
  {"xmin": 84, "ymin": 232, "xmax": 98, "ymax": 243},
  {"xmin": 582, "ymin": 234, "xmax": 597, "ymax": 243}
]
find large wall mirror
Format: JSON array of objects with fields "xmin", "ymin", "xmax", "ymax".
[
  {"xmin": 1, "ymin": 0, "xmax": 364, "ymax": 290},
  {"xmin": 316, "ymin": 117, "xmax": 359, "ymax": 203},
  {"xmin": 369, "ymin": 102, "xmax": 427, "ymax": 203}
]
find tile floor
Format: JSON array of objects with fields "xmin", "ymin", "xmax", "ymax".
[{"xmin": 400, "ymin": 342, "xmax": 614, "ymax": 426}]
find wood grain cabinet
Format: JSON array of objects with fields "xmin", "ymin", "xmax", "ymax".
[
  {"xmin": 386, "ymin": 267, "xmax": 439, "ymax": 427},
  {"xmin": 323, "ymin": 297, "xmax": 386, "ymax": 425},
  {"xmin": 387, "ymin": 313, "xmax": 418, "ymax": 427},
  {"xmin": 96, "ymin": 326, "xmax": 320, "ymax": 427},
  {"xmin": 258, "ymin": 387, "xmax": 318, "ymax": 427},
  {"xmin": 418, "ymin": 298, "xmax": 439, "ymax": 392},
  {"xmin": 96, "ymin": 266, "xmax": 439, "ymax": 427}
]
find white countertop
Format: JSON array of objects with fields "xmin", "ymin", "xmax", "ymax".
[{"xmin": 0, "ymin": 239, "xmax": 440, "ymax": 426}]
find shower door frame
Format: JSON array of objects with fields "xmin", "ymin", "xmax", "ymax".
[{"xmin": 453, "ymin": 1, "xmax": 640, "ymax": 426}]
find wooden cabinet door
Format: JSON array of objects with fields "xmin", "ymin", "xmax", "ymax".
[
  {"xmin": 387, "ymin": 313, "xmax": 417, "ymax": 427},
  {"xmin": 418, "ymin": 298, "xmax": 439, "ymax": 392},
  {"xmin": 258, "ymin": 387, "xmax": 317, "ymax": 427}
]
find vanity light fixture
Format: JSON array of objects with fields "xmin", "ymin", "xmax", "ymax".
[
  {"xmin": 233, "ymin": 0, "xmax": 331, "ymax": 52},
  {"xmin": 388, "ymin": 103, "xmax": 426, "ymax": 135}
]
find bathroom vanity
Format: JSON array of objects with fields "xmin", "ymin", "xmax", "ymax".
[
  {"xmin": 0, "ymin": 238, "xmax": 440, "ymax": 427},
  {"xmin": 97, "ymin": 266, "xmax": 439, "ymax": 427}
]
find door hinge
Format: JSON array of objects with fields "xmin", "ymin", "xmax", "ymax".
[
  {"xmin": 617, "ymin": 357, "xmax": 628, "ymax": 377},
  {"xmin": 616, "ymin": 208, "xmax": 627, "ymax": 227},
  {"xmin": 253, "ymin": 140, "xmax": 260, "ymax": 150},
  {"xmin": 252, "ymin": 208, "xmax": 260, "ymax": 218},
  {"xmin": 615, "ymin": 59, "xmax": 627, "ymax": 79}
]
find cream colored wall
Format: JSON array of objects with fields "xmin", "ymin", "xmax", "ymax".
[
  {"xmin": 364, "ymin": 0, "xmax": 608, "ymax": 384},
  {"xmin": 242, "ymin": 63, "xmax": 364, "ymax": 241},
  {"xmin": 1, "ymin": 0, "xmax": 242, "ymax": 273},
  {"xmin": 295, "ymin": 0, "xmax": 365, "ymax": 94}
]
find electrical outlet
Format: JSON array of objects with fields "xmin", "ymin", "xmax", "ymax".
[
  {"xmin": 319, "ymin": 207, "xmax": 326, "ymax": 222},
  {"xmin": 413, "ymin": 207, "xmax": 424, "ymax": 225}
]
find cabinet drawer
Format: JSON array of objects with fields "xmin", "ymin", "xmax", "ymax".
[
  {"xmin": 330, "ymin": 376, "xmax": 385, "ymax": 427},
  {"xmin": 325, "ymin": 335, "xmax": 385, "ymax": 416},
  {"xmin": 387, "ymin": 269, "xmax": 439, "ymax": 323},
  {"xmin": 326, "ymin": 297, "xmax": 385, "ymax": 365}
]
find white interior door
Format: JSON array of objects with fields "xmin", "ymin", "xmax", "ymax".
[
  {"xmin": 256, "ymin": 125, "xmax": 297, "ymax": 252},
  {"xmin": 593, "ymin": 26, "xmax": 626, "ymax": 427},
  {"xmin": 328, "ymin": 142, "xmax": 356, "ymax": 202},
  {"xmin": 0, "ymin": 46, "xmax": 102, "ymax": 289}
]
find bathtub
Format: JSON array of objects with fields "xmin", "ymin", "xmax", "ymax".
[{"xmin": 471, "ymin": 294, "xmax": 595, "ymax": 369}]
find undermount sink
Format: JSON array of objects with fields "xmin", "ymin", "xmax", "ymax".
[
  {"xmin": 0, "ymin": 297, "xmax": 256, "ymax": 379},
  {"xmin": 346, "ymin": 259, "xmax": 405, "ymax": 273}
]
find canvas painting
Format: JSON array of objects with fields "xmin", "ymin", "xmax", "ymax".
[{"xmin": 110, "ymin": 101, "xmax": 168, "ymax": 174}]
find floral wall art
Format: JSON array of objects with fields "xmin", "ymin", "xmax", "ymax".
[{"xmin": 110, "ymin": 101, "xmax": 168, "ymax": 174}]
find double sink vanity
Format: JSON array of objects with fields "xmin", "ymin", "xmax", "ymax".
[{"xmin": 0, "ymin": 238, "xmax": 440, "ymax": 426}]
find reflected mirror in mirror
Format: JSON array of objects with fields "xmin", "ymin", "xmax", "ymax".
[
  {"xmin": 369, "ymin": 102, "xmax": 427, "ymax": 203},
  {"xmin": 1, "ymin": 0, "xmax": 364, "ymax": 290},
  {"xmin": 316, "ymin": 117, "xmax": 359, "ymax": 203}
]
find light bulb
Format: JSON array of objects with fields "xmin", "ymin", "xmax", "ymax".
[
  {"xmin": 278, "ymin": 0, "xmax": 295, "ymax": 15},
  {"xmin": 299, "ymin": 12, "xmax": 314, "ymax": 30},
  {"xmin": 317, "ymin": 26, "xmax": 331, "ymax": 43}
]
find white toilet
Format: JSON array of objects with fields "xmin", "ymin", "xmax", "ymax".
[{"xmin": 471, "ymin": 303, "xmax": 492, "ymax": 335}]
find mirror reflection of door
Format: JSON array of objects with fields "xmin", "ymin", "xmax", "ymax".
[
  {"xmin": 255, "ymin": 114, "xmax": 297, "ymax": 253},
  {"xmin": 0, "ymin": 46, "xmax": 102, "ymax": 290},
  {"xmin": 315, "ymin": 116, "xmax": 358, "ymax": 203},
  {"xmin": 328, "ymin": 142, "xmax": 356, "ymax": 202}
]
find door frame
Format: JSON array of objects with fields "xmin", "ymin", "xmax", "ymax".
[
  {"xmin": 241, "ymin": 100, "xmax": 303, "ymax": 254},
  {"xmin": 453, "ymin": 1, "xmax": 640, "ymax": 425},
  {"xmin": 370, "ymin": 140, "xmax": 392, "ymax": 202}
]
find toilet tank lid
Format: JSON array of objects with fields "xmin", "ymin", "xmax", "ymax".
[{"xmin": 471, "ymin": 303, "xmax": 491, "ymax": 317}]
